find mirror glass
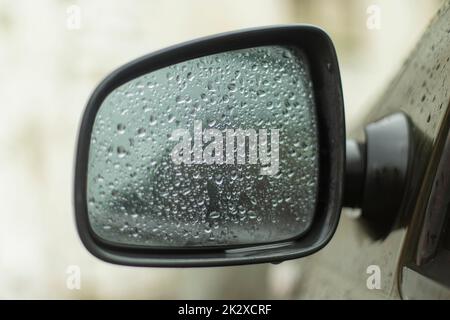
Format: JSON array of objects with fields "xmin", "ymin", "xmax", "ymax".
[{"xmin": 86, "ymin": 45, "xmax": 319, "ymax": 247}]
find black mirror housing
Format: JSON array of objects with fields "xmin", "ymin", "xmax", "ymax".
[{"xmin": 74, "ymin": 25, "xmax": 345, "ymax": 267}]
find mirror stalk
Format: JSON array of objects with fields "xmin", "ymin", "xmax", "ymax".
[{"xmin": 343, "ymin": 113, "xmax": 412, "ymax": 237}]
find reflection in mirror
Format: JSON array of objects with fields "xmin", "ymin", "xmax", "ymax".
[{"xmin": 87, "ymin": 45, "xmax": 319, "ymax": 247}]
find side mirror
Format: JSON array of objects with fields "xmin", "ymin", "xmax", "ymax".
[{"xmin": 74, "ymin": 25, "xmax": 345, "ymax": 266}]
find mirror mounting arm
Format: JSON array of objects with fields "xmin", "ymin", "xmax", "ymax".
[
  {"xmin": 343, "ymin": 140, "xmax": 366, "ymax": 208},
  {"xmin": 343, "ymin": 112, "xmax": 412, "ymax": 237}
]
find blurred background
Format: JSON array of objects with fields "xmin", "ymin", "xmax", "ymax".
[{"xmin": 0, "ymin": 0, "xmax": 443, "ymax": 298}]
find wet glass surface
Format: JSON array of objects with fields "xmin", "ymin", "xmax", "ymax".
[{"xmin": 87, "ymin": 45, "xmax": 319, "ymax": 247}]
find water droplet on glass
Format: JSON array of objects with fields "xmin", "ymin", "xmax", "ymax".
[
  {"xmin": 209, "ymin": 211, "xmax": 220, "ymax": 219},
  {"xmin": 137, "ymin": 128, "xmax": 146, "ymax": 137},
  {"xmin": 117, "ymin": 146, "xmax": 127, "ymax": 158},
  {"xmin": 117, "ymin": 124, "xmax": 126, "ymax": 134},
  {"xmin": 227, "ymin": 83, "xmax": 237, "ymax": 92}
]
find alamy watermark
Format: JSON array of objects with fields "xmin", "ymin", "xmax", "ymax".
[
  {"xmin": 366, "ymin": 4, "xmax": 381, "ymax": 30},
  {"xmin": 66, "ymin": 265, "xmax": 81, "ymax": 290},
  {"xmin": 170, "ymin": 121, "xmax": 280, "ymax": 175},
  {"xmin": 366, "ymin": 264, "xmax": 381, "ymax": 290},
  {"xmin": 66, "ymin": 5, "xmax": 82, "ymax": 30}
]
